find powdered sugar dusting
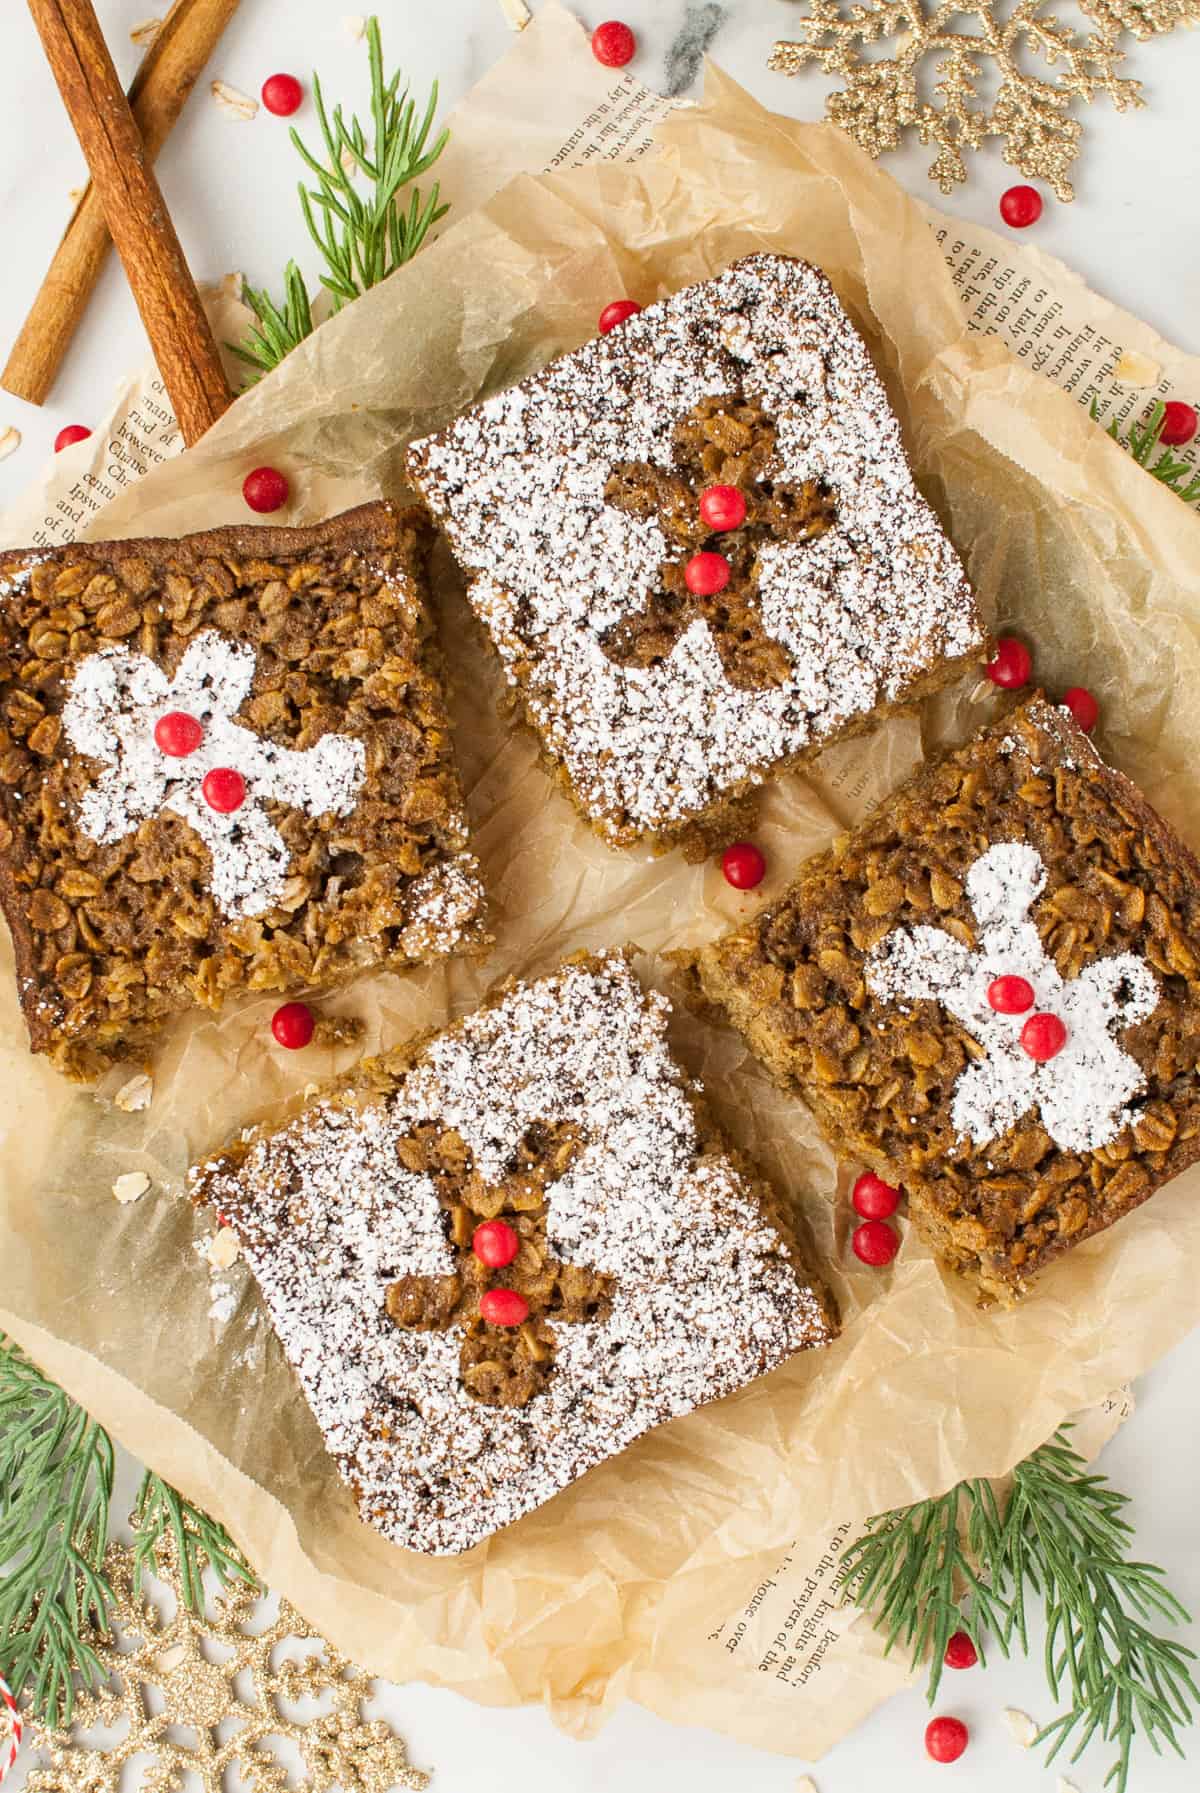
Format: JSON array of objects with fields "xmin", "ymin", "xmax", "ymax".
[
  {"xmin": 409, "ymin": 255, "xmax": 982, "ymax": 838},
  {"xmin": 62, "ymin": 630, "xmax": 367, "ymax": 919},
  {"xmin": 867, "ymin": 843, "xmax": 1160, "ymax": 1152},
  {"xmin": 397, "ymin": 853, "xmax": 485, "ymax": 959},
  {"xmin": 192, "ymin": 956, "xmax": 834, "ymax": 1554}
]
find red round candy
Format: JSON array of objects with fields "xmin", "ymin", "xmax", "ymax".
[
  {"xmin": 598, "ymin": 299, "xmax": 642, "ymax": 334},
  {"xmin": 1062, "ymin": 685, "xmax": 1099, "ymax": 733},
  {"xmin": 986, "ymin": 635, "xmax": 1032, "ymax": 690},
  {"xmin": 699, "ymin": 484, "xmax": 747, "ymax": 532},
  {"xmin": 271, "ymin": 1001, "xmax": 314, "ymax": 1050},
  {"xmin": 1159, "ymin": 400, "xmax": 1198, "ymax": 448},
  {"xmin": 201, "ymin": 766, "xmax": 247, "ymax": 813},
  {"xmin": 852, "ymin": 1172, "xmax": 900, "ymax": 1220},
  {"xmin": 242, "ymin": 466, "xmax": 290, "ymax": 513},
  {"xmin": 479, "ymin": 1287, "xmax": 529, "ymax": 1327},
  {"xmin": 987, "ymin": 974, "xmax": 1035, "ymax": 1015},
  {"xmin": 153, "ymin": 710, "xmax": 203, "ymax": 758},
  {"xmin": 261, "ymin": 72, "xmax": 304, "ymax": 117},
  {"xmin": 685, "ymin": 551, "xmax": 731, "ymax": 596},
  {"xmin": 721, "ymin": 841, "xmax": 766, "ymax": 890},
  {"xmin": 925, "ymin": 1716, "xmax": 969, "ymax": 1763},
  {"xmin": 591, "ymin": 20, "xmax": 636, "ymax": 66},
  {"xmin": 1021, "ymin": 1011, "xmax": 1067, "ymax": 1062},
  {"xmin": 999, "ymin": 185, "xmax": 1042, "ymax": 229},
  {"xmin": 54, "ymin": 424, "xmax": 91, "ymax": 452},
  {"xmin": 473, "ymin": 1220, "xmax": 519, "ymax": 1269},
  {"xmin": 852, "ymin": 1219, "xmax": 898, "ymax": 1267},
  {"xmin": 943, "ymin": 1630, "xmax": 979, "ymax": 1670}
]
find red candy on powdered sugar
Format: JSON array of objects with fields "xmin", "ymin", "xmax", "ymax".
[
  {"xmin": 699, "ymin": 484, "xmax": 747, "ymax": 531},
  {"xmin": 154, "ymin": 711, "xmax": 203, "ymax": 757},
  {"xmin": 851, "ymin": 1171, "xmax": 900, "ymax": 1219},
  {"xmin": 472, "ymin": 1220, "xmax": 520, "ymax": 1268},
  {"xmin": 987, "ymin": 973, "xmax": 1035, "ymax": 1015},
  {"xmin": 479, "ymin": 1287, "xmax": 529, "ymax": 1326},
  {"xmin": 201, "ymin": 766, "xmax": 247, "ymax": 813},
  {"xmin": 1021, "ymin": 1011, "xmax": 1068, "ymax": 1062}
]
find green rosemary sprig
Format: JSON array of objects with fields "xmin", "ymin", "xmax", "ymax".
[
  {"xmin": 0, "ymin": 1335, "xmax": 258, "ymax": 1727},
  {"xmin": 0, "ymin": 1335, "xmax": 116, "ymax": 1729},
  {"xmin": 131, "ymin": 1474, "xmax": 258, "ymax": 1615},
  {"xmin": 837, "ymin": 1473, "xmax": 1008, "ymax": 1704},
  {"xmin": 998, "ymin": 1431, "xmax": 1198, "ymax": 1793},
  {"xmin": 233, "ymin": 15, "xmax": 449, "ymax": 380},
  {"xmin": 840, "ymin": 1426, "xmax": 1198, "ymax": 1793},
  {"xmin": 1093, "ymin": 396, "xmax": 1200, "ymax": 505}
]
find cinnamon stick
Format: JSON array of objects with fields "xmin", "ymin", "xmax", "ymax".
[
  {"xmin": 23, "ymin": 0, "xmax": 234, "ymax": 445},
  {"xmin": 3, "ymin": 0, "xmax": 243, "ymax": 409}
]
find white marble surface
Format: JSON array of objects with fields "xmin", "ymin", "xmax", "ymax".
[{"xmin": 1, "ymin": 3, "xmax": 1199, "ymax": 1790}]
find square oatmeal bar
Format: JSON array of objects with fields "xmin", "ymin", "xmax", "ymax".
[
  {"xmin": 407, "ymin": 253, "xmax": 984, "ymax": 853},
  {"xmin": 0, "ymin": 502, "xmax": 486, "ymax": 1078},
  {"xmin": 190, "ymin": 952, "xmax": 837, "ymax": 1554},
  {"xmin": 683, "ymin": 699, "xmax": 1200, "ymax": 1301}
]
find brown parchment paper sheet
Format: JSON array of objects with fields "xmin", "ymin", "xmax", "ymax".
[{"xmin": 3, "ymin": 51, "xmax": 1200, "ymax": 1759}]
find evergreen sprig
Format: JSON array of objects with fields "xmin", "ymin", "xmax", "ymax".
[
  {"xmin": 0, "ymin": 1335, "xmax": 116, "ymax": 1729},
  {"xmin": 0, "ymin": 1336, "xmax": 258, "ymax": 1728},
  {"xmin": 1094, "ymin": 396, "xmax": 1200, "ymax": 505},
  {"xmin": 839, "ymin": 1426, "xmax": 1198, "ymax": 1793},
  {"xmin": 233, "ymin": 15, "xmax": 449, "ymax": 380},
  {"xmin": 131, "ymin": 1474, "xmax": 258, "ymax": 1616}
]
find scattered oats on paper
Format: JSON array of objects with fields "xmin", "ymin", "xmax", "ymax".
[
  {"xmin": 1113, "ymin": 348, "xmax": 1163, "ymax": 386},
  {"xmin": 0, "ymin": 427, "xmax": 20, "ymax": 462},
  {"xmin": 211, "ymin": 80, "xmax": 259, "ymax": 121},
  {"xmin": 499, "ymin": 0, "xmax": 532, "ymax": 27},
  {"xmin": 208, "ymin": 1227, "xmax": 241, "ymax": 1270},
  {"xmin": 112, "ymin": 1171, "xmax": 150, "ymax": 1205},
  {"xmin": 129, "ymin": 16, "xmax": 162, "ymax": 47},
  {"xmin": 1004, "ymin": 1707, "xmax": 1040, "ymax": 1747},
  {"xmin": 114, "ymin": 1072, "xmax": 153, "ymax": 1113}
]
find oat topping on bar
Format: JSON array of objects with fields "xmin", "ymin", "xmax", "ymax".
[
  {"xmin": 683, "ymin": 698, "xmax": 1200, "ymax": 1302},
  {"xmin": 191, "ymin": 954, "xmax": 837, "ymax": 1554},
  {"xmin": 0, "ymin": 503, "xmax": 487, "ymax": 1079},
  {"xmin": 408, "ymin": 254, "xmax": 983, "ymax": 847}
]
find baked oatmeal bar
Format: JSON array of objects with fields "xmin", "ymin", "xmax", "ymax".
[
  {"xmin": 406, "ymin": 253, "xmax": 984, "ymax": 853},
  {"xmin": 0, "ymin": 502, "xmax": 486, "ymax": 1079},
  {"xmin": 682, "ymin": 699, "xmax": 1200, "ymax": 1302},
  {"xmin": 191, "ymin": 951, "xmax": 838, "ymax": 1554}
]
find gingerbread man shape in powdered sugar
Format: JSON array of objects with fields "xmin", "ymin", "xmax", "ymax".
[
  {"xmin": 866, "ymin": 842, "xmax": 1160, "ymax": 1154},
  {"xmin": 62, "ymin": 630, "xmax": 366, "ymax": 920}
]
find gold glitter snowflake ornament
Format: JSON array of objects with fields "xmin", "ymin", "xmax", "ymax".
[
  {"xmin": 25, "ymin": 1544, "xmax": 428, "ymax": 1793},
  {"xmin": 769, "ymin": 0, "xmax": 1200, "ymax": 197}
]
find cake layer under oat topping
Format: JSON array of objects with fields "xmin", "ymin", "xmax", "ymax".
[
  {"xmin": 0, "ymin": 503, "xmax": 487, "ymax": 1078},
  {"xmin": 682, "ymin": 699, "xmax": 1200, "ymax": 1302},
  {"xmin": 191, "ymin": 953, "xmax": 837, "ymax": 1554},
  {"xmin": 407, "ymin": 254, "xmax": 984, "ymax": 850}
]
